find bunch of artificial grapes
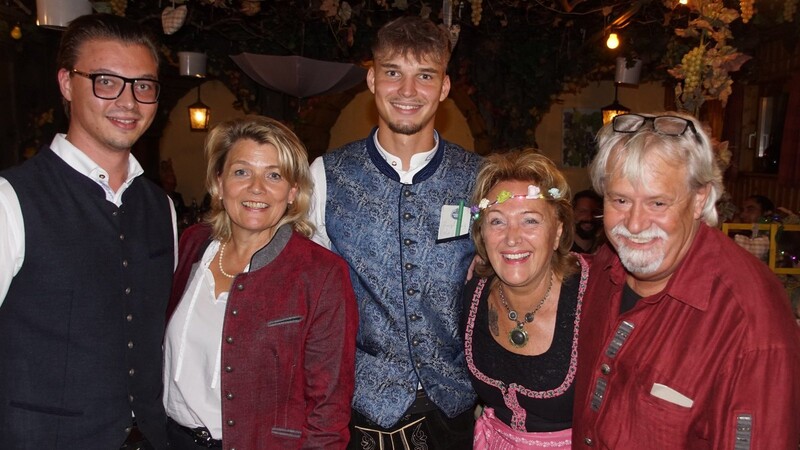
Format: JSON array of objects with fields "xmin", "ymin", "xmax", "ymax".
[
  {"xmin": 740, "ymin": 0, "xmax": 754, "ymax": 23},
  {"xmin": 681, "ymin": 46, "xmax": 704, "ymax": 94},
  {"xmin": 785, "ymin": 0, "xmax": 797, "ymax": 22},
  {"xmin": 471, "ymin": 0, "xmax": 483, "ymax": 25},
  {"xmin": 109, "ymin": 0, "xmax": 127, "ymax": 16}
]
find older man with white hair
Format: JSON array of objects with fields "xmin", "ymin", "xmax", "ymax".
[{"xmin": 572, "ymin": 112, "xmax": 800, "ymax": 449}]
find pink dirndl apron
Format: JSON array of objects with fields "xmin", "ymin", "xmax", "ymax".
[{"xmin": 473, "ymin": 407, "xmax": 571, "ymax": 449}]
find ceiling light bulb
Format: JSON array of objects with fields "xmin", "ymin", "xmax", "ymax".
[
  {"xmin": 11, "ymin": 25, "xmax": 22, "ymax": 40},
  {"xmin": 606, "ymin": 33, "xmax": 620, "ymax": 49}
]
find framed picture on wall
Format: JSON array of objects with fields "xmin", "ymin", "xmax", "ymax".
[{"xmin": 562, "ymin": 108, "xmax": 602, "ymax": 168}]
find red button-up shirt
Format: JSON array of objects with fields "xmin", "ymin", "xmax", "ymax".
[{"xmin": 573, "ymin": 224, "xmax": 800, "ymax": 449}]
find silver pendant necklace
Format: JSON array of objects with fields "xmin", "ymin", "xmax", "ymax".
[{"xmin": 497, "ymin": 273, "xmax": 553, "ymax": 348}]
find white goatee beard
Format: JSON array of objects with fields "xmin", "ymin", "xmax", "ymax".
[{"xmin": 611, "ymin": 223, "xmax": 668, "ymax": 275}]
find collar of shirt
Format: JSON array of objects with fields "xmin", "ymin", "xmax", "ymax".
[
  {"xmin": 51, "ymin": 133, "xmax": 144, "ymax": 206},
  {"xmin": 605, "ymin": 224, "xmax": 714, "ymax": 312},
  {"xmin": 373, "ymin": 130, "xmax": 439, "ymax": 184}
]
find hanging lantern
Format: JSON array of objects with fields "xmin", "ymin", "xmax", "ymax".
[
  {"xmin": 601, "ymin": 83, "xmax": 630, "ymax": 125},
  {"xmin": 188, "ymin": 86, "xmax": 210, "ymax": 131}
]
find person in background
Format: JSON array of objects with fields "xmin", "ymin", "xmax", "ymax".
[
  {"xmin": 164, "ymin": 116, "xmax": 358, "ymax": 449},
  {"xmin": 572, "ymin": 112, "xmax": 800, "ymax": 449},
  {"xmin": 463, "ymin": 150, "xmax": 588, "ymax": 449},
  {"xmin": 309, "ymin": 15, "xmax": 481, "ymax": 449},
  {"xmin": 0, "ymin": 14, "xmax": 175, "ymax": 449},
  {"xmin": 731, "ymin": 193, "xmax": 776, "ymax": 261},
  {"xmin": 159, "ymin": 158, "xmax": 187, "ymax": 219},
  {"xmin": 570, "ymin": 189, "xmax": 604, "ymax": 254},
  {"xmin": 738, "ymin": 194, "xmax": 775, "ymax": 223}
]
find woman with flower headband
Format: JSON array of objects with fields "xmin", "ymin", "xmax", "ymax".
[{"xmin": 462, "ymin": 149, "xmax": 589, "ymax": 449}]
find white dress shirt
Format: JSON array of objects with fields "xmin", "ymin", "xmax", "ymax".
[
  {"xmin": 0, "ymin": 134, "xmax": 178, "ymax": 305},
  {"xmin": 308, "ymin": 130, "xmax": 439, "ymax": 248},
  {"xmin": 164, "ymin": 240, "xmax": 244, "ymax": 440}
]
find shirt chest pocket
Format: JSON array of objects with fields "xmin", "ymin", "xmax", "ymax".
[{"xmin": 622, "ymin": 370, "xmax": 698, "ymax": 447}]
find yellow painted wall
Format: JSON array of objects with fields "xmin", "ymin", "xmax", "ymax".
[
  {"xmin": 534, "ymin": 80, "xmax": 667, "ymax": 194},
  {"xmin": 159, "ymin": 80, "xmax": 245, "ymax": 204},
  {"xmin": 162, "ymin": 80, "xmax": 667, "ymax": 202}
]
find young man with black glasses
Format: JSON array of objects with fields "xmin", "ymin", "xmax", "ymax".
[{"xmin": 0, "ymin": 14, "xmax": 175, "ymax": 450}]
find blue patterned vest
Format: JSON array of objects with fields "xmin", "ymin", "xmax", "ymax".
[{"xmin": 324, "ymin": 128, "xmax": 481, "ymax": 428}]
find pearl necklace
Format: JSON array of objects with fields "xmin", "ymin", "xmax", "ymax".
[
  {"xmin": 497, "ymin": 273, "xmax": 553, "ymax": 348},
  {"xmin": 217, "ymin": 241, "xmax": 237, "ymax": 279}
]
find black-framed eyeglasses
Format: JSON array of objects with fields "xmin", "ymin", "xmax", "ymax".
[
  {"xmin": 70, "ymin": 69, "xmax": 161, "ymax": 104},
  {"xmin": 612, "ymin": 113, "xmax": 700, "ymax": 141}
]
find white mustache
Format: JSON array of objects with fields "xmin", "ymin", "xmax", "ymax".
[{"xmin": 611, "ymin": 223, "xmax": 668, "ymax": 242}]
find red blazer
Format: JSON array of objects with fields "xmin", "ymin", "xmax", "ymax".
[{"xmin": 168, "ymin": 224, "xmax": 358, "ymax": 449}]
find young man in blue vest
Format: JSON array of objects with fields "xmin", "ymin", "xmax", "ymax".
[
  {"xmin": 0, "ymin": 14, "xmax": 175, "ymax": 449},
  {"xmin": 309, "ymin": 15, "xmax": 480, "ymax": 450}
]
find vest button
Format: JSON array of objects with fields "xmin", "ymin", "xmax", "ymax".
[
  {"xmin": 124, "ymin": 287, "xmax": 131, "ymax": 295},
  {"xmin": 227, "ymin": 419, "xmax": 235, "ymax": 426},
  {"xmin": 402, "ymin": 212, "xmax": 413, "ymax": 220},
  {"xmin": 600, "ymin": 363, "xmax": 611, "ymax": 375},
  {"xmin": 112, "ymin": 211, "xmax": 118, "ymax": 217},
  {"xmin": 407, "ymin": 387, "xmax": 415, "ymax": 393},
  {"xmin": 128, "ymin": 368, "xmax": 135, "ymax": 376},
  {"xmin": 119, "ymin": 234, "xmax": 125, "ymax": 241},
  {"xmin": 406, "ymin": 288, "xmax": 416, "ymax": 295},
  {"xmin": 403, "ymin": 190, "xmax": 413, "ymax": 197},
  {"xmin": 415, "ymin": 361, "xmax": 422, "ymax": 369},
  {"xmin": 122, "ymin": 259, "xmax": 128, "ymax": 268},
  {"xmin": 411, "ymin": 339, "xmax": 420, "ymax": 346},
  {"xmin": 226, "ymin": 336, "xmax": 234, "ymax": 344},
  {"xmin": 584, "ymin": 437, "xmax": 593, "ymax": 446},
  {"xmin": 129, "ymin": 395, "xmax": 134, "ymax": 402},
  {"xmin": 236, "ymin": 284, "xmax": 244, "ymax": 291},
  {"xmin": 225, "ymin": 366, "xmax": 233, "ymax": 373},
  {"xmin": 125, "ymin": 426, "xmax": 132, "ymax": 434},
  {"xmin": 126, "ymin": 314, "xmax": 133, "ymax": 322},
  {"xmin": 404, "ymin": 263, "xmax": 414, "ymax": 270},
  {"xmin": 127, "ymin": 341, "xmax": 134, "ymax": 349},
  {"xmin": 226, "ymin": 392, "xmax": 234, "ymax": 400},
  {"xmin": 409, "ymin": 314, "xmax": 419, "ymax": 321},
  {"xmin": 231, "ymin": 309, "xmax": 238, "ymax": 316}
]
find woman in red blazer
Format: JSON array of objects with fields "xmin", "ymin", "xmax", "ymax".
[{"xmin": 164, "ymin": 116, "xmax": 358, "ymax": 449}]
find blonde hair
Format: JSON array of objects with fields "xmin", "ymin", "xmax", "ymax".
[
  {"xmin": 203, "ymin": 116, "xmax": 314, "ymax": 241},
  {"xmin": 470, "ymin": 149, "xmax": 576, "ymax": 280}
]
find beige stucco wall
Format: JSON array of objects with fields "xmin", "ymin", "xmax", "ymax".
[
  {"xmin": 161, "ymin": 80, "xmax": 667, "ymax": 203},
  {"xmin": 534, "ymin": 80, "xmax": 668, "ymax": 194},
  {"xmin": 159, "ymin": 80, "xmax": 245, "ymax": 204}
]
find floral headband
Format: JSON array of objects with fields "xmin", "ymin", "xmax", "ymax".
[{"xmin": 471, "ymin": 185, "xmax": 562, "ymax": 220}]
